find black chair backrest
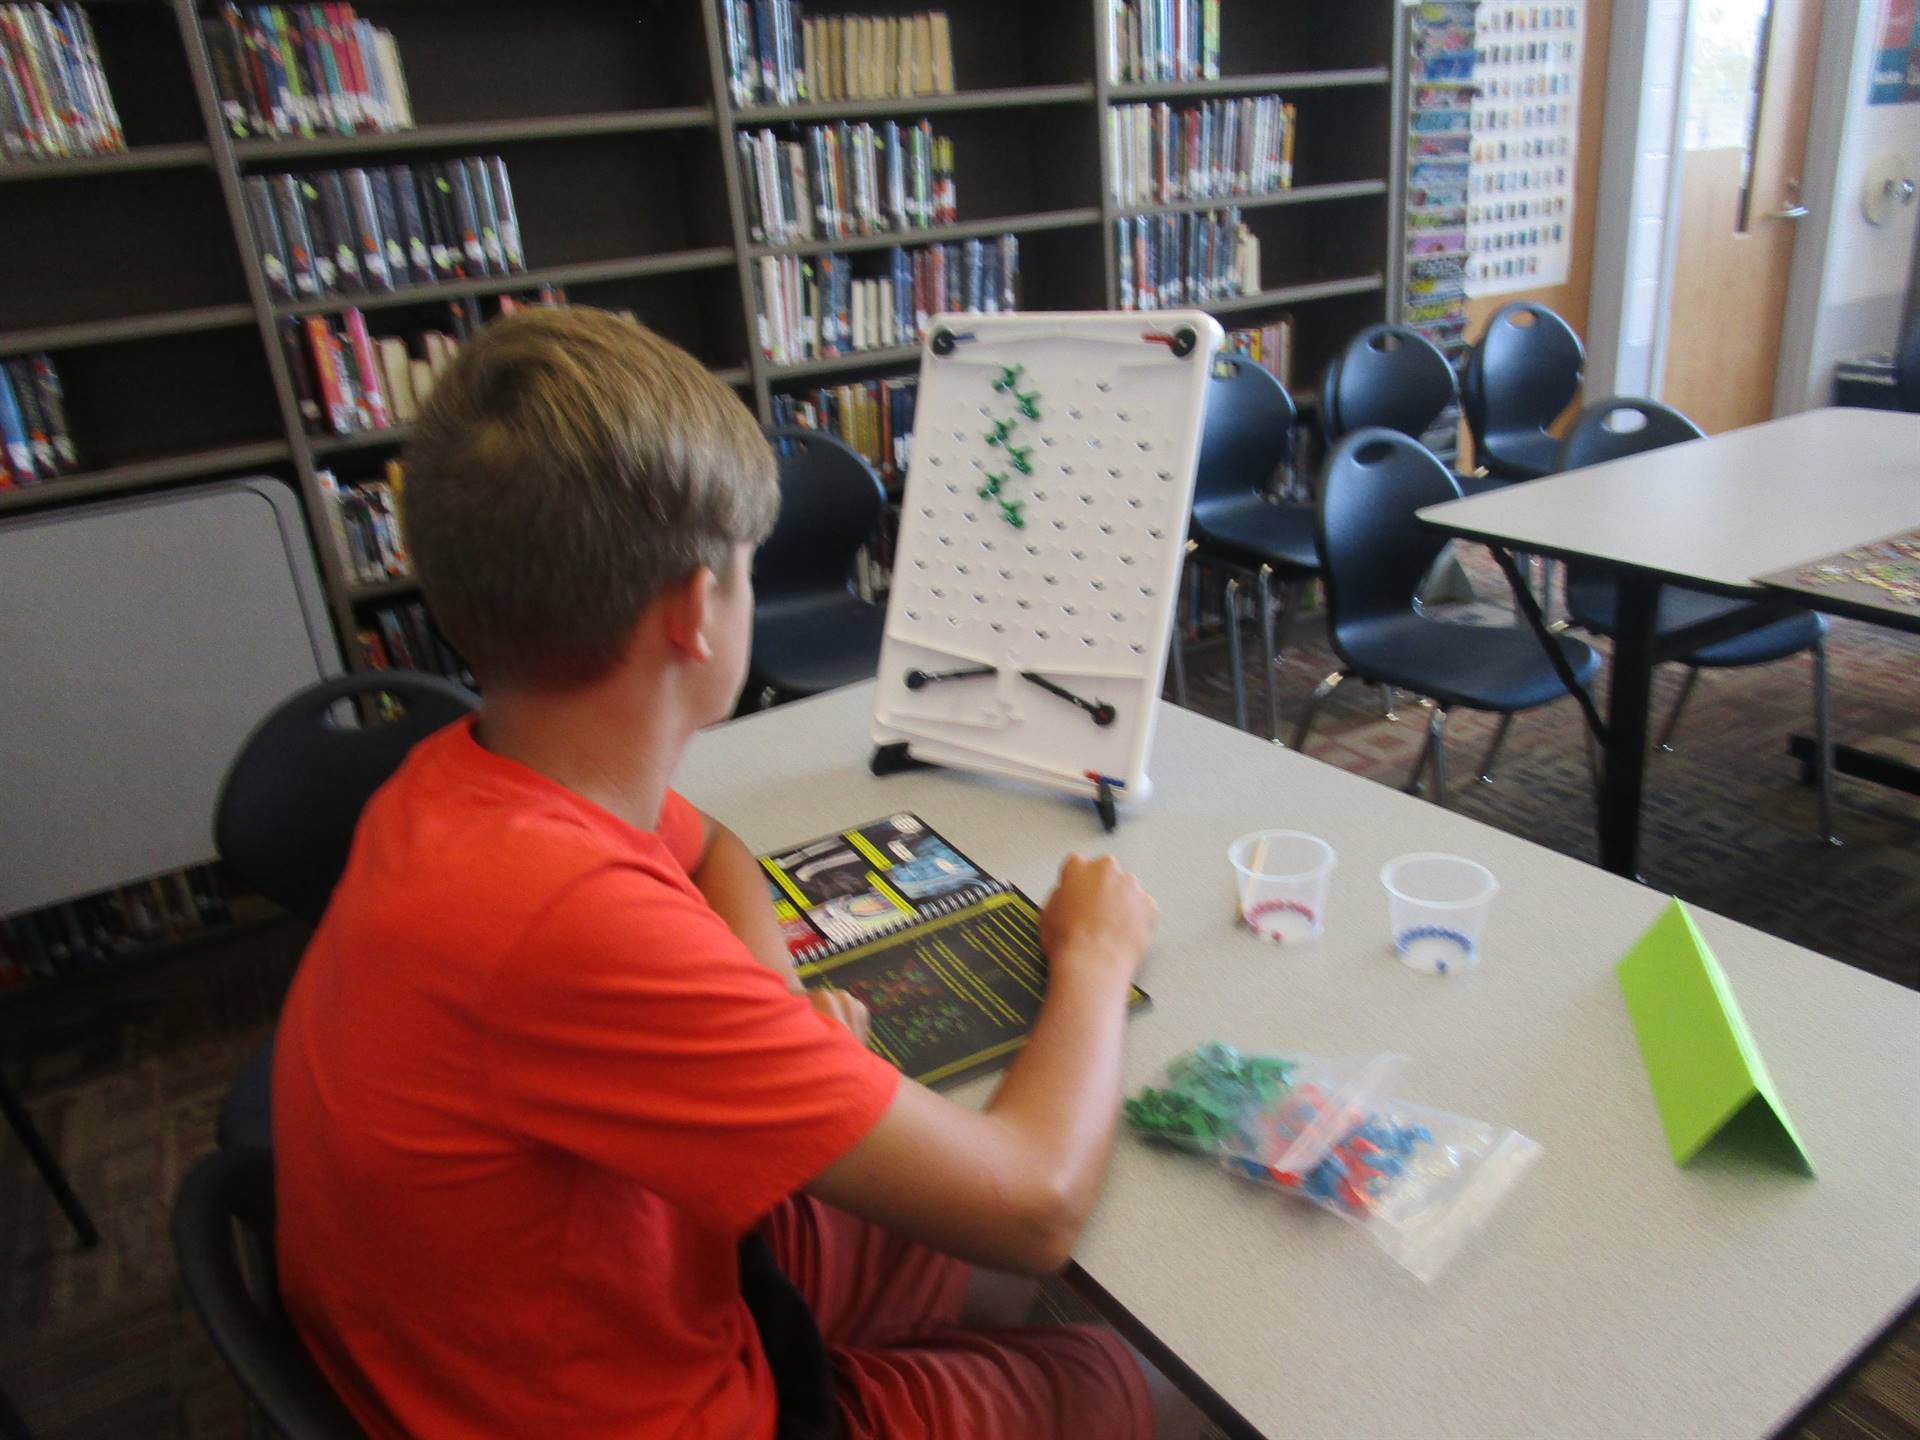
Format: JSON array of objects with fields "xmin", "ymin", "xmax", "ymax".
[
  {"xmin": 1462, "ymin": 302, "xmax": 1584, "ymax": 446},
  {"xmin": 1315, "ymin": 429, "xmax": 1463, "ymax": 651},
  {"xmin": 1895, "ymin": 320, "xmax": 1920, "ymax": 413},
  {"xmin": 1558, "ymin": 398, "xmax": 1704, "ymax": 598},
  {"xmin": 215, "ymin": 672, "xmax": 479, "ymax": 926},
  {"xmin": 1193, "ymin": 355, "xmax": 1297, "ymax": 514},
  {"xmin": 172, "ymin": 1148, "xmax": 364, "ymax": 1438},
  {"xmin": 1558, "ymin": 396, "xmax": 1705, "ymax": 473},
  {"xmin": 757, "ymin": 427, "xmax": 887, "ymax": 606},
  {"xmin": 1321, "ymin": 324, "xmax": 1458, "ymax": 444}
]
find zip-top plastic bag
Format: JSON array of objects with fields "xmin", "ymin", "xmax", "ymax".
[
  {"xmin": 1123, "ymin": 1042, "xmax": 1407, "ymax": 1188},
  {"xmin": 1126, "ymin": 1043, "xmax": 1541, "ymax": 1282}
]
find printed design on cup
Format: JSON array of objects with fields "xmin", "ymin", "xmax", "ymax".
[
  {"xmin": 1242, "ymin": 898, "xmax": 1318, "ymax": 942},
  {"xmin": 1392, "ymin": 924, "xmax": 1476, "ymax": 974}
]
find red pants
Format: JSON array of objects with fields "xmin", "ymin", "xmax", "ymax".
[{"xmin": 761, "ymin": 1195, "xmax": 1155, "ymax": 1439}]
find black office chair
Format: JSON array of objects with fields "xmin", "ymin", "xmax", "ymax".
[
  {"xmin": 173, "ymin": 1147, "xmax": 364, "ymax": 1438},
  {"xmin": 1293, "ymin": 429, "xmax": 1601, "ymax": 804},
  {"xmin": 1320, "ymin": 323, "xmax": 1459, "ymax": 445},
  {"xmin": 1557, "ymin": 399, "xmax": 1836, "ymax": 841},
  {"xmin": 213, "ymin": 671, "xmax": 480, "ymax": 1152},
  {"xmin": 1461, "ymin": 302, "xmax": 1584, "ymax": 481},
  {"xmin": 746, "ymin": 427, "xmax": 888, "ymax": 707},
  {"xmin": 1895, "ymin": 320, "xmax": 1920, "ymax": 413},
  {"xmin": 1182, "ymin": 355, "xmax": 1309, "ymax": 739}
]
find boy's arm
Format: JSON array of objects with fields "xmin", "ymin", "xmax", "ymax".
[
  {"xmin": 688, "ymin": 813, "xmax": 869, "ymax": 1040},
  {"xmin": 686, "ymin": 811, "xmax": 803, "ymax": 992},
  {"xmin": 804, "ymin": 854, "xmax": 1153, "ymax": 1276}
]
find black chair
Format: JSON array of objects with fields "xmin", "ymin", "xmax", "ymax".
[
  {"xmin": 172, "ymin": 1147, "xmax": 364, "ymax": 1438},
  {"xmin": 1293, "ymin": 429, "xmax": 1602, "ymax": 803},
  {"xmin": 1557, "ymin": 398, "xmax": 1836, "ymax": 841},
  {"xmin": 746, "ymin": 427, "xmax": 889, "ymax": 707},
  {"xmin": 213, "ymin": 671, "xmax": 480, "ymax": 1152},
  {"xmin": 1320, "ymin": 323, "xmax": 1459, "ymax": 446},
  {"xmin": 1182, "ymin": 355, "xmax": 1309, "ymax": 739},
  {"xmin": 1461, "ymin": 302, "xmax": 1585, "ymax": 481},
  {"xmin": 1895, "ymin": 320, "xmax": 1920, "ymax": 413}
]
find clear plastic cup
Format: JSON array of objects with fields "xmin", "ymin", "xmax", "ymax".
[
  {"xmin": 1380, "ymin": 853, "xmax": 1498, "ymax": 975},
  {"xmin": 1228, "ymin": 830, "xmax": 1336, "ymax": 944}
]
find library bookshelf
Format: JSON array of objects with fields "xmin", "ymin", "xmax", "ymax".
[{"xmin": 1, "ymin": 0, "xmax": 1404, "ymax": 669}]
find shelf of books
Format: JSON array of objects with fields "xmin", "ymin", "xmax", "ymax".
[
  {"xmin": 4, "ymin": 0, "xmax": 1402, "ymax": 699},
  {"xmin": 0, "ymin": 0, "xmax": 1402, "ymax": 966}
]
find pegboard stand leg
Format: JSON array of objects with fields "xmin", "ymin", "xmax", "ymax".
[
  {"xmin": 870, "ymin": 743, "xmax": 938, "ymax": 778},
  {"xmin": 1094, "ymin": 778, "xmax": 1119, "ymax": 833}
]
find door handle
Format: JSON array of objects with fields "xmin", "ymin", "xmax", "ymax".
[{"xmin": 1768, "ymin": 203, "xmax": 1810, "ymax": 220}]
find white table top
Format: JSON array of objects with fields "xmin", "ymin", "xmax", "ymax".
[
  {"xmin": 1419, "ymin": 407, "xmax": 1920, "ymax": 595},
  {"xmin": 678, "ymin": 684, "xmax": 1920, "ymax": 1440}
]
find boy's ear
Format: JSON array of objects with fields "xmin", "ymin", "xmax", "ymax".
[{"xmin": 658, "ymin": 567, "xmax": 718, "ymax": 663}]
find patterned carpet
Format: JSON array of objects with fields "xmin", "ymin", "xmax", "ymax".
[{"xmin": 2, "ymin": 560, "xmax": 1917, "ymax": 1437}]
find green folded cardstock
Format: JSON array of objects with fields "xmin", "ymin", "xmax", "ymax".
[{"xmin": 1616, "ymin": 898, "xmax": 1813, "ymax": 1174}]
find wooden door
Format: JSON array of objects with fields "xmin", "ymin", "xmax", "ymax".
[{"xmin": 1661, "ymin": 0, "xmax": 1823, "ymax": 433}]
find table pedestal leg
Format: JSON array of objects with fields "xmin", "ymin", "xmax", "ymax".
[{"xmin": 1599, "ymin": 575, "xmax": 1661, "ymax": 880}]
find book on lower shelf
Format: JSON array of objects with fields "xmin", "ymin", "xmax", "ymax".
[
  {"xmin": 0, "ymin": 351, "xmax": 78, "ymax": 487},
  {"xmin": 0, "ymin": 864, "xmax": 234, "ymax": 990},
  {"xmin": 754, "ymin": 234, "xmax": 1019, "ymax": 367},
  {"xmin": 0, "ymin": 4, "xmax": 125, "ymax": 162},
  {"xmin": 203, "ymin": 3, "xmax": 413, "ymax": 142},
  {"xmin": 319, "ymin": 462, "xmax": 408, "ymax": 586},
  {"xmin": 1224, "ymin": 316, "xmax": 1292, "ymax": 387},
  {"xmin": 769, "ymin": 376, "xmax": 917, "ymax": 489},
  {"xmin": 1116, "ymin": 210, "xmax": 1254, "ymax": 311},
  {"xmin": 287, "ymin": 290, "xmax": 568, "ymax": 438},
  {"xmin": 759, "ymin": 812, "xmax": 1146, "ymax": 1088},
  {"xmin": 358, "ymin": 596, "xmax": 471, "ymax": 687},
  {"xmin": 723, "ymin": 4, "xmax": 955, "ymax": 108}
]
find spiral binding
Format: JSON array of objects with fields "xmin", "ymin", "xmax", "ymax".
[{"xmin": 793, "ymin": 879, "xmax": 1011, "ymax": 965}]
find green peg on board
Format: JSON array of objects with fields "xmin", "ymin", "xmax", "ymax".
[
  {"xmin": 1007, "ymin": 445, "xmax": 1034, "ymax": 476},
  {"xmin": 986, "ymin": 417, "xmax": 1016, "ymax": 447},
  {"xmin": 991, "ymin": 363, "xmax": 1024, "ymax": 393},
  {"xmin": 1015, "ymin": 389, "xmax": 1042, "ymax": 420}
]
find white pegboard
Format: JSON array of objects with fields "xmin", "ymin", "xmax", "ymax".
[{"xmin": 873, "ymin": 310, "xmax": 1223, "ymax": 808}]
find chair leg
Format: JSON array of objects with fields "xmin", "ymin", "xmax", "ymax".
[
  {"xmin": 1379, "ymin": 685, "xmax": 1398, "ymax": 721},
  {"xmin": 1223, "ymin": 576, "xmax": 1247, "ymax": 731},
  {"xmin": 1292, "ymin": 670, "xmax": 1344, "ymax": 752},
  {"xmin": 1405, "ymin": 720, "xmax": 1436, "ymax": 795},
  {"xmin": 1428, "ymin": 707, "xmax": 1451, "ymax": 805},
  {"xmin": 0, "ymin": 1070, "xmax": 98, "ymax": 1248},
  {"xmin": 1812, "ymin": 636, "xmax": 1840, "ymax": 846},
  {"xmin": 1167, "ymin": 578, "xmax": 1189, "ymax": 707},
  {"xmin": 1256, "ymin": 565, "xmax": 1281, "ymax": 743},
  {"xmin": 1478, "ymin": 713, "xmax": 1515, "ymax": 784},
  {"xmin": 1656, "ymin": 666, "xmax": 1701, "ymax": 752}
]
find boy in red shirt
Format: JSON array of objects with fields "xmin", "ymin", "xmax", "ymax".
[{"xmin": 273, "ymin": 308, "xmax": 1172, "ymax": 1437}]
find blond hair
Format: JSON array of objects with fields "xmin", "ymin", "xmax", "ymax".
[{"xmin": 403, "ymin": 307, "xmax": 777, "ymax": 687}]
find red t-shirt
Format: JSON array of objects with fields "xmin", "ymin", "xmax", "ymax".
[{"xmin": 273, "ymin": 717, "xmax": 900, "ymax": 1438}]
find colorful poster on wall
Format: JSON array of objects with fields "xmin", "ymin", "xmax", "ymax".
[
  {"xmin": 1465, "ymin": 2, "xmax": 1582, "ymax": 296},
  {"xmin": 1868, "ymin": 0, "xmax": 1920, "ymax": 104}
]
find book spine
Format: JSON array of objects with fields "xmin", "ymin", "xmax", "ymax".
[
  {"xmin": 279, "ymin": 317, "xmax": 322, "ymax": 429},
  {"xmin": 446, "ymin": 155, "xmax": 486, "ymax": 276},
  {"xmin": 466, "ymin": 155, "xmax": 505, "ymax": 274},
  {"xmin": 269, "ymin": 174, "xmax": 318, "ymax": 296},
  {"xmin": 243, "ymin": 176, "xmax": 292, "ymax": 300},
  {"xmin": 314, "ymin": 168, "xmax": 361, "ymax": 292},
  {"xmin": 303, "ymin": 315, "xmax": 352, "ymax": 433},
  {"xmin": 0, "ymin": 350, "xmax": 36, "ymax": 480},
  {"xmin": 487, "ymin": 156, "xmax": 524, "ymax": 272},
  {"xmin": 29, "ymin": 354, "xmax": 75, "ymax": 470}
]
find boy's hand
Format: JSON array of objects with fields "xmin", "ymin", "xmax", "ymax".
[
  {"xmin": 809, "ymin": 987, "xmax": 871, "ymax": 1046},
  {"xmin": 1038, "ymin": 854, "xmax": 1156, "ymax": 987}
]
